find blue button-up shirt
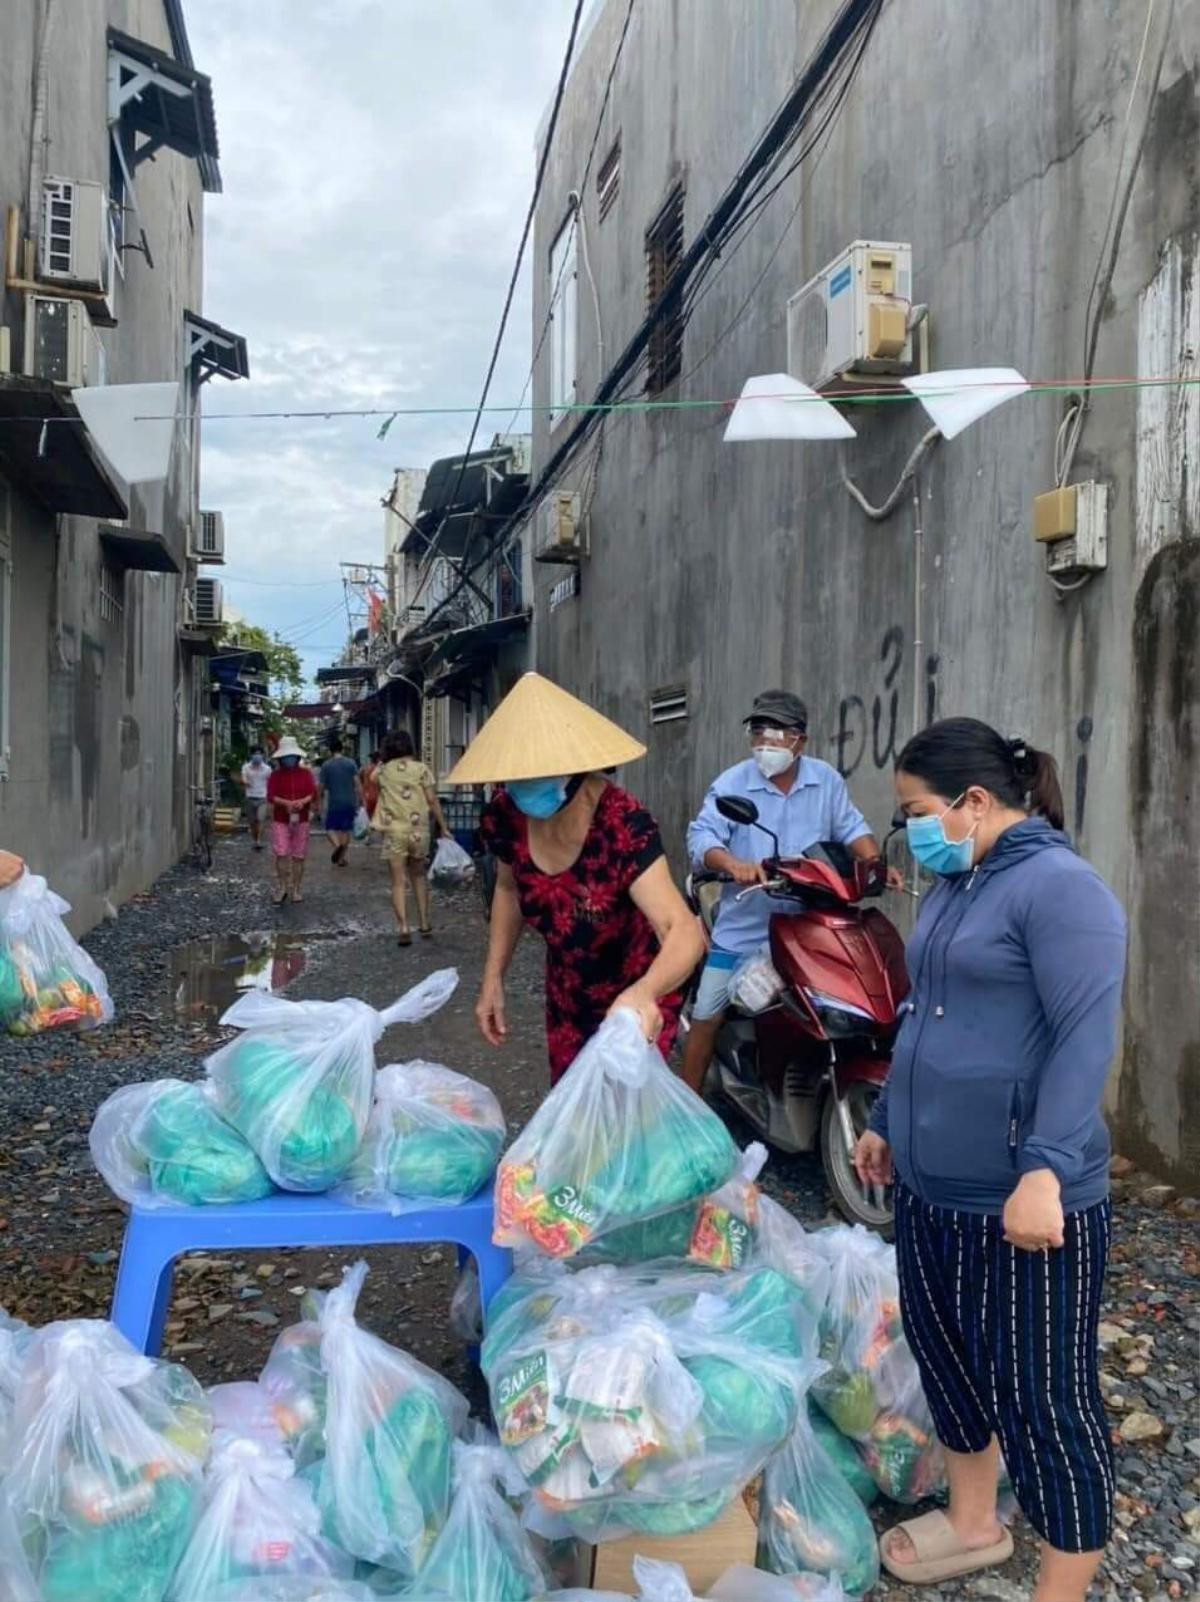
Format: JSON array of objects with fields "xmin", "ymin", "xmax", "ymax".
[{"xmin": 687, "ymin": 756, "xmax": 872, "ymax": 954}]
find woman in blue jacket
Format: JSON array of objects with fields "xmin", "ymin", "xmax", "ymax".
[{"xmin": 855, "ymin": 717, "xmax": 1126, "ymax": 1601}]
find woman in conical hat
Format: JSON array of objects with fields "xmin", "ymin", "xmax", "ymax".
[{"xmin": 450, "ymin": 673, "xmax": 705, "ymax": 1084}]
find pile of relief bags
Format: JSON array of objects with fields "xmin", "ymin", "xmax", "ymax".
[
  {"xmin": 0, "ymin": 868, "xmax": 112, "ymax": 1037},
  {"xmin": 55, "ymin": 977, "xmax": 950, "ymax": 1599}
]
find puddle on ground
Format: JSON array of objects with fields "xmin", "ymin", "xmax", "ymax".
[{"xmin": 167, "ymin": 933, "xmax": 312, "ymax": 1019}]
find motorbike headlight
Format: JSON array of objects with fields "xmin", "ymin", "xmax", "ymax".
[{"xmin": 803, "ymin": 989, "xmax": 875, "ymax": 1022}]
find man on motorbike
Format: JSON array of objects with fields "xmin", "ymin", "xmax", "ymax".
[{"xmin": 681, "ymin": 689, "xmax": 892, "ymax": 1092}]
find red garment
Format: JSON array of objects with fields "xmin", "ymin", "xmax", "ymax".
[
  {"xmin": 266, "ymin": 764, "xmax": 317, "ymax": 824},
  {"xmin": 480, "ymin": 783, "xmax": 682, "ymax": 1083}
]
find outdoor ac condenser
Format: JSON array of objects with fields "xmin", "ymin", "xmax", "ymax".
[
  {"xmin": 193, "ymin": 577, "xmax": 223, "ymax": 626},
  {"xmin": 535, "ymin": 490, "xmax": 584, "ymax": 562},
  {"xmin": 191, "ymin": 509, "xmax": 225, "ymax": 562},
  {"xmin": 40, "ymin": 177, "xmax": 112, "ymax": 295},
  {"xmin": 787, "ymin": 240, "xmax": 915, "ymax": 393},
  {"xmin": 23, "ymin": 294, "xmax": 106, "ymax": 388}
]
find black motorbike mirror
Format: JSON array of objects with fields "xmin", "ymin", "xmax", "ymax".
[{"xmin": 716, "ymin": 795, "xmax": 759, "ymax": 826}]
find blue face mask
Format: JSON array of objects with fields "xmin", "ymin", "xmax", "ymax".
[
  {"xmin": 905, "ymin": 795, "xmax": 977, "ymax": 876},
  {"xmin": 507, "ymin": 777, "xmax": 569, "ymax": 819}
]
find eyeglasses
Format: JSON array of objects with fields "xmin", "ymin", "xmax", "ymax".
[{"xmin": 747, "ymin": 724, "xmax": 804, "ymax": 745}]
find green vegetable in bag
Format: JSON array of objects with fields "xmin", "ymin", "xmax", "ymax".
[
  {"xmin": 41, "ymin": 1473, "xmax": 196, "ymax": 1602},
  {"xmin": 224, "ymin": 1039, "xmax": 360, "ymax": 1192},
  {"xmin": 807, "ymin": 1399, "xmax": 878, "ymax": 1507}
]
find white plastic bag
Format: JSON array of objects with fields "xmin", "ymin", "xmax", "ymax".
[
  {"xmin": 0, "ymin": 1319, "xmax": 211, "ymax": 1602},
  {"xmin": 631, "ymin": 1556, "xmax": 845, "ymax": 1602},
  {"xmin": 727, "ymin": 949, "xmax": 784, "ymax": 1014},
  {"xmin": 207, "ymin": 1382, "xmax": 289, "ymax": 1453},
  {"xmin": 449, "ymin": 1260, "xmax": 484, "ymax": 1345},
  {"xmin": 90, "ymin": 1078, "xmax": 274, "ymax": 1209},
  {"xmin": 259, "ymin": 1261, "xmax": 469, "ymax": 1577},
  {"xmin": 337, "ymin": 1060, "xmax": 505, "ymax": 1214},
  {"xmin": 0, "ymin": 870, "xmax": 113, "ymax": 1035},
  {"xmin": 430, "ymin": 835, "xmax": 475, "ymax": 886},
  {"xmin": 167, "ymin": 1432, "xmax": 353, "ymax": 1599},
  {"xmin": 0, "ymin": 1306, "xmax": 32, "ymax": 1474},
  {"xmin": 352, "ymin": 807, "xmax": 370, "ymax": 842},
  {"xmin": 495, "ymin": 1009, "xmax": 738, "ymax": 1258},
  {"xmin": 205, "ymin": 968, "xmax": 458, "ymax": 1192},
  {"xmin": 760, "ymin": 1375, "xmax": 880, "ymax": 1598},
  {"xmin": 402, "ymin": 1431, "xmax": 548, "ymax": 1601},
  {"xmin": 810, "ymin": 1225, "xmax": 944, "ymax": 1503}
]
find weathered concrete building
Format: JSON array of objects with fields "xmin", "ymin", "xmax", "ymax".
[
  {"xmin": 0, "ymin": 0, "xmax": 245, "ymax": 930},
  {"xmin": 527, "ymin": 0, "xmax": 1199, "ymax": 1184}
]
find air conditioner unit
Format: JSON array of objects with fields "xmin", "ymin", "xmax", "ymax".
[
  {"xmin": 787, "ymin": 240, "xmax": 917, "ymax": 393},
  {"xmin": 193, "ymin": 576, "xmax": 223, "ymax": 627},
  {"xmin": 40, "ymin": 177, "xmax": 112, "ymax": 295},
  {"xmin": 534, "ymin": 490, "xmax": 585, "ymax": 564},
  {"xmin": 23, "ymin": 294, "xmax": 106, "ymax": 388},
  {"xmin": 190, "ymin": 509, "xmax": 225, "ymax": 563}
]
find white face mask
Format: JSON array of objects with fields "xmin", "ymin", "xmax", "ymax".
[{"xmin": 752, "ymin": 743, "xmax": 796, "ymax": 779}]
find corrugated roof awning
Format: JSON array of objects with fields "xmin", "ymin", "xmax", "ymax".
[
  {"xmin": 185, "ymin": 311, "xmax": 249, "ymax": 382},
  {"xmin": 0, "ymin": 377, "xmax": 127, "ymax": 519},
  {"xmin": 108, "ymin": 28, "xmax": 221, "ymax": 193},
  {"xmin": 423, "ymin": 612, "xmax": 530, "ymax": 697},
  {"xmin": 99, "ymin": 525, "xmax": 180, "ymax": 572},
  {"xmin": 315, "ymin": 663, "xmax": 375, "ymax": 685}
]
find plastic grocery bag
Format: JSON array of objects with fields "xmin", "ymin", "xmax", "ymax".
[
  {"xmin": 0, "ymin": 1306, "xmax": 32, "ymax": 1473},
  {"xmin": 402, "ymin": 1432, "xmax": 548, "ymax": 1601},
  {"xmin": 760, "ymin": 1374, "xmax": 880, "ymax": 1598},
  {"xmin": 430, "ymin": 835, "xmax": 475, "ymax": 887},
  {"xmin": 450, "ymin": 1260, "xmax": 484, "ymax": 1345},
  {"xmin": 259, "ymin": 1261, "xmax": 469, "ymax": 1577},
  {"xmin": 337, "ymin": 1060, "xmax": 505, "ymax": 1214},
  {"xmin": 0, "ymin": 870, "xmax": 112, "ymax": 1035},
  {"xmin": 727, "ymin": 949, "xmax": 784, "ymax": 1014},
  {"xmin": 207, "ymin": 1382, "xmax": 289, "ymax": 1453},
  {"xmin": 810, "ymin": 1225, "xmax": 944, "ymax": 1503},
  {"xmin": 167, "ymin": 1432, "xmax": 353, "ymax": 1599},
  {"xmin": 753, "ymin": 1195, "xmax": 833, "ymax": 1323},
  {"xmin": 206, "ymin": 968, "xmax": 459, "ymax": 1192},
  {"xmin": 90, "ymin": 1078, "xmax": 274, "ymax": 1209},
  {"xmin": 806, "ymin": 1399, "xmax": 878, "ymax": 1507},
  {"xmin": 206, "ymin": 1583, "xmax": 378, "ymax": 1602},
  {"xmin": 495, "ymin": 1008, "xmax": 738, "ymax": 1258},
  {"xmin": 352, "ymin": 807, "xmax": 370, "ymax": 842},
  {"xmin": 628, "ymin": 1557, "xmax": 843, "ymax": 1602},
  {"xmin": 482, "ymin": 1261, "xmax": 813, "ymax": 1543},
  {"xmin": 0, "ymin": 1319, "xmax": 210, "ymax": 1602}
]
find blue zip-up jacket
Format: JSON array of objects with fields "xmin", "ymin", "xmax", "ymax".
[{"xmin": 869, "ymin": 817, "xmax": 1127, "ymax": 1213}]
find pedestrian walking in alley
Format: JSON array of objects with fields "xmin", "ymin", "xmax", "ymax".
[
  {"xmin": 453, "ymin": 672, "xmax": 706, "ymax": 1085},
  {"xmin": 373, "ymin": 730, "xmax": 452, "ymax": 945},
  {"xmin": 318, "ymin": 737, "xmax": 362, "ymax": 867},
  {"xmin": 682, "ymin": 688, "xmax": 900, "ymax": 1093},
  {"xmin": 266, "ymin": 736, "xmax": 317, "ymax": 904},
  {"xmin": 854, "ymin": 718, "xmax": 1127, "ymax": 1602},
  {"xmin": 238, "ymin": 746, "xmax": 271, "ymax": 851}
]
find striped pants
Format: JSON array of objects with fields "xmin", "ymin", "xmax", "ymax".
[{"xmin": 894, "ymin": 1184, "xmax": 1114, "ymax": 1553}]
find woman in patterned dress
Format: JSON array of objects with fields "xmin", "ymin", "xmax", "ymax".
[
  {"xmin": 372, "ymin": 729, "xmax": 452, "ymax": 945},
  {"xmin": 450, "ymin": 673, "xmax": 706, "ymax": 1085}
]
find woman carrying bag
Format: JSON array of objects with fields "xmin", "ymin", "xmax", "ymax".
[
  {"xmin": 449, "ymin": 672, "xmax": 705, "ymax": 1084},
  {"xmin": 855, "ymin": 717, "xmax": 1126, "ymax": 1602}
]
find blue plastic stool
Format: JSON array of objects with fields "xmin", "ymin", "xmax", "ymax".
[{"xmin": 111, "ymin": 1185, "xmax": 511, "ymax": 1356}]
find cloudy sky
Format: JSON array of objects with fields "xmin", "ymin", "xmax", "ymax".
[{"xmin": 187, "ymin": 1, "xmax": 587, "ymax": 688}]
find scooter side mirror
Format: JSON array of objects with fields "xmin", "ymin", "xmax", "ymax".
[{"xmin": 716, "ymin": 795, "xmax": 760, "ymax": 827}]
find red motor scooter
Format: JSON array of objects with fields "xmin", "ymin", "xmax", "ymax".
[{"xmin": 685, "ymin": 794, "xmax": 910, "ymax": 1230}]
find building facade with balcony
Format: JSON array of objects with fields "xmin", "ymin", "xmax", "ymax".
[{"xmin": 0, "ymin": 0, "xmax": 245, "ymax": 929}]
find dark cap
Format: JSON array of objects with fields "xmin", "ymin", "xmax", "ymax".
[{"xmin": 744, "ymin": 690, "xmax": 808, "ymax": 730}]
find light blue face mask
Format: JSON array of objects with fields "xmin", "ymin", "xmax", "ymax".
[
  {"xmin": 507, "ymin": 776, "xmax": 569, "ymax": 819},
  {"xmin": 905, "ymin": 794, "xmax": 978, "ymax": 876}
]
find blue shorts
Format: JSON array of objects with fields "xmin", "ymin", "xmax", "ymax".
[
  {"xmin": 691, "ymin": 946, "xmax": 741, "ymax": 1020},
  {"xmin": 325, "ymin": 807, "xmax": 355, "ymax": 832}
]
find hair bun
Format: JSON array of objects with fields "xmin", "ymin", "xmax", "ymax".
[{"xmin": 1008, "ymin": 737, "xmax": 1037, "ymax": 778}]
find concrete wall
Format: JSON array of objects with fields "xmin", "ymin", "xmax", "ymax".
[
  {"xmin": 0, "ymin": 0, "xmax": 208, "ymax": 931},
  {"xmin": 529, "ymin": 0, "xmax": 1200, "ymax": 1185}
]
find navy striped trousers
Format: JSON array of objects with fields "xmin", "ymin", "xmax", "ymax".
[{"xmin": 894, "ymin": 1184, "xmax": 1114, "ymax": 1553}]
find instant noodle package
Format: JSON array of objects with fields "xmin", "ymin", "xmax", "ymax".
[
  {"xmin": 494, "ymin": 1010, "xmax": 738, "ymax": 1258},
  {"xmin": 0, "ymin": 871, "xmax": 112, "ymax": 1037}
]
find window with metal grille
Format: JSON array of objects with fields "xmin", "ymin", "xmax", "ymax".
[
  {"xmin": 100, "ymin": 560, "xmax": 125, "ymax": 626},
  {"xmin": 650, "ymin": 685, "xmax": 688, "ymax": 724},
  {"xmin": 596, "ymin": 138, "xmax": 621, "ymax": 220},
  {"xmin": 645, "ymin": 185, "xmax": 685, "ymax": 394}
]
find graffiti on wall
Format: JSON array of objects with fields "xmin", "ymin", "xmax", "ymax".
[{"xmin": 833, "ymin": 626, "xmax": 940, "ymax": 778}]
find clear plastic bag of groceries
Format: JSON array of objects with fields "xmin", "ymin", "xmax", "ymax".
[
  {"xmin": 402, "ymin": 1430, "xmax": 548, "ymax": 1601},
  {"xmin": 206, "ymin": 1582, "xmax": 378, "ymax": 1602},
  {"xmin": 809, "ymin": 1224, "xmax": 944, "ymax": 1503},
  {"xmin": 205, "ymin": 968, "xmax": 458, "ymax": 1192},
  {"xmin": 336, "ymin": 1060, "xmax": 505, "ymax": 1214},
  {"xmin": 0, "ymin": 1306, "xmax": 33, "ymax": 1474},
  {"xmin": 259, "ymin": 1261, "xmax": 469, "ymax": 1578},
  {"xmin": 760, "ymin": 1371, "xmax": 880, "ymax": 1598},
  {"xmin": 727, "ymin": 948, "xmax": 784, "ymax": 1014},
  {"xmin": 167, "ymin": 1432, "xmax": 353, "ymax": 1599},
  {"xmin": 0, "ymin": 1319, "xmax": 211, "ymax": 1602},
  {"xmin": 618, "ymin": 1557, "xmax": 843, "ymax": 1602},
  {"xmin": 481, "ymin": 1260, "xmax": 813, "ymax": 1544},
  {"xmin": 207, "ymin": 1382, "xmax": 289, "ymax": 1453},
  {"xmin": 494, "ymin": 1009, "xmax": 738, "ymax": 1258},
  {"xmin": 0, "ymin": 870, "xmax": 112, "ymax": 1036},
  {"xmin": 90, "ymin": 1079, "xmax": 274, "ymax": 1209},
  {"xmin": 430, "ymin": 835, "xmax": 476, "ymax": 887}
]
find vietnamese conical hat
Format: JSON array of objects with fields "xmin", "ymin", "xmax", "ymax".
[{"xmin": 447, "ymin": 672, "xmax": 646, "ymax": 784}]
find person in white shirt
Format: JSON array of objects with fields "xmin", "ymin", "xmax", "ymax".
[{"xmin": 239, "ymin": 747, "xmax": 271, "ymax": 851}]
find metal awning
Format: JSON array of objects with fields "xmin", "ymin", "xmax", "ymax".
[
  {"xmin": 210, "ymin": 649, "xmax": 268, "ymax": 683},
  {"xmin": 315, "ymin": 663, "xmax": 375, "ymax": 685},
  {"xmin": 99, "ymin": 525, "xmax": 180, "ymax": 573},
  {"xmin": 283, "ymin": 696, "xmax": 381, "ymax": 721},
  {"xmin": 108, "ymin": 28, "xmax": 221, "ymax": 193},
  {"xmin": 0, "ymin": 377, "xmax": 128, "ymax": 519},
  {"xmin": 423, "ymin": 612, "xmax": 530, "ymax": 697},
  {"xmin": 178, "ymin": 626, "xmax": 217, "ymax": 656},
  {"xmin": 185, "ymin": 311, "xmax": 249, "ymax": 383}
]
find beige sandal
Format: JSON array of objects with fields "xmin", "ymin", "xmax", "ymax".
[{"xmin": 880, "ymin": 1510, "xmax": 1014, "ymax": 1585}]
